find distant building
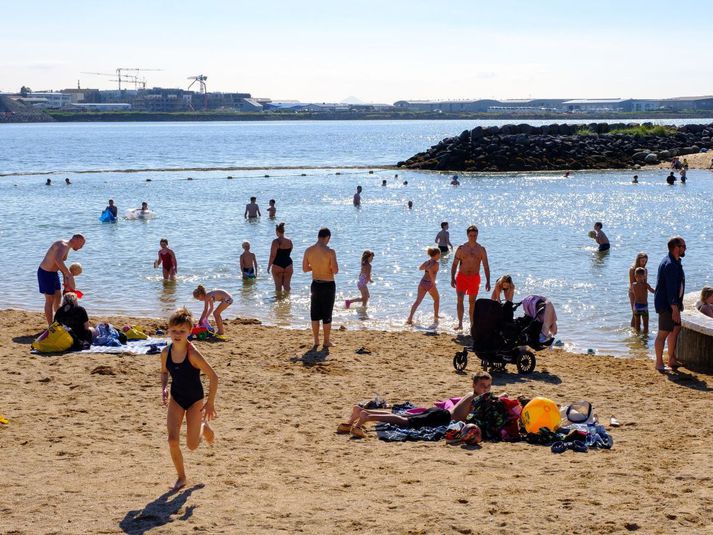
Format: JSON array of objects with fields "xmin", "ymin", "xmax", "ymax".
[
  {"xmin": 394, "ymin": 99, "xmax": 567, "ymax": 113},
  {"xmin": 660, "ymin": 96, "xmax": 713, "ymax": 111},
  {"xmin": 69, "ymin": 103, "xmax": 131, "ymax": 111},
  {"xmin": 19, "ymin": 92, "xmax": 75, "ymax": 109}
]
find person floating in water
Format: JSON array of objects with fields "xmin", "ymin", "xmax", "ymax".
[
  {"xmin": 666, "ymin": 172, "xmax": 676, "ymax": 185},
  {"xmin": 160, "ymin": 307, "xmax": 218, "ymax": 491},
  {"xmin": 632, "ymin": 175, "xmax": 639, "ymax": 183},
  {"xmin": 105, "ymin": 199, "xmax": 118, "ymax": 219},
  {"xmin": 240, "ymin": 241, "xmax": 258, "ymax": 279},
  {"xmin": 382, "ymin": 179, "xmax": 387, "ymax": 187},
  {"xmin": 407, "ymin": 201, "xmax": 413, "ymax": 209},
  {"xmin": 244, "ymin": 197, "xmax": 261, "ymax": 219},
  {"xmin": 139, "ymin": 201, "xmax": 150, "ymax": 213},
  {"xmin": 435, "ymin": 222, "xmax": 452, "ymax": 255},
  {"xmin": 450, "ymin": 175, "xmax": 460, "ymax": 186},
  {"xmin": 591, "ymin": 222, "xmax": 610, "ymax": 252},
  {"xmin": 267, "ymin": 199, "xmax": 277, "ymax": 218},
  {"xmin": 45, "ymin": 179, "xmax": 52, "ymax": 186},
  {"xmin": 353, "ymin": 185, "xmax": 362, "ymax": 207},
  {"xmin": 345, "ymin": 250, "xmax": 374, "ymax": 309},
  {"xmin": 154, "ymin": 238, "xmax": 178, "ymax": 281},
  {"xmin": 64, "ymin": 178, "xmax": 72, "ymax": 185}
]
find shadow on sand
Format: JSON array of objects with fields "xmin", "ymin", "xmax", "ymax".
[
  {"xmin": 666, "ymin": 370, "xmax": 712, "ymax": 392},
  {"xmin": 119, "ymin": 484, "xmax": 203, "ymax": 535},
  {"xmin": 290, "ymin": 347, "xmax": 330, "ymax": 366}
]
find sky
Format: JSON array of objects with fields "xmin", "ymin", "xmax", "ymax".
[{"xmin": 1, "ymin": 0, "xmax": 711, "ymax": 103}]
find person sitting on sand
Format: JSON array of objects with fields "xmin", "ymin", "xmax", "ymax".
[
  {"xmin": 54, "ymin": 292, "xmax": 93, "ymax": 350},
  {"xmin": 353, "ymin": 185, "xmax": 362, "ymax": 207},
  {"xmin": 345, "ymin": 250, "xmax": 374, "ymax": 309},
  {"xmin": 591, "ymin": 222, "xmax": 610, "ymax": 252},
  {"xmin": 161, "ymin": 307, "xmax": 218, "ymax": 491},
  {"xmin": 435, "ymin": 222, "xmax": 452, "ymax": 255},
  {"xmin": 193, "ymin": 285, "xmax": 233, "ymax": 340},
  {"xmin": 491, "ymin": 275, "xmax": 515, "ymax": 303},
  {"xmin": 240, "ymin": 241, "xmax": 258, "ymax": 280},
  {"xmin": 697, "ymin": 286, "xmax": 713, "ymax": 319},
  {"xmin": 631, "ymin": 267, "xmax": 655, "ymax": 333},
  {"xmin": 244, "ymin": 197, "xmax": 261, "ymax": 219},
  {"xmin": 154, "ymin": 238, "xmax": 177, "ymax": 281},
  {"xmin": 267, "ymin": 199, "xmax": 277, "ymax": 218},
  {"xmin": 407, "ymin": 247, "xmax": 441, "ymax": 326},
  {"xmin": 338, "ymin": 371, "xmax": 492, "ymax": 439}
]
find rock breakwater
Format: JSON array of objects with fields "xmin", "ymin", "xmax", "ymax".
[{"xmin": 398, "ymin": 122, "xmax": 713, "ymax": 172}]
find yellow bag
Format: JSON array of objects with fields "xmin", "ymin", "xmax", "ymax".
[
  {"xmin": 124, "ymin": 326, "xmax": 148, "ymax": 340},
  {"xmin": 31, "ymin": 322, "xmax": 74, "ymax": 353}
]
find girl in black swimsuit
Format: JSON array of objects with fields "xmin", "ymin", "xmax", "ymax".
[
  {"xmin": 267, "ymin": 222, "xmax": 293, "ymax": 293},
  {"xmin": 160, "ymin": 307, "xmax": 219, "ymax": 491}
]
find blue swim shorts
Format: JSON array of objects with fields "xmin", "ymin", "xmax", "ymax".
[{"xmin": 37, "ymin": 267, "xmax": 61, "ymax": 295}]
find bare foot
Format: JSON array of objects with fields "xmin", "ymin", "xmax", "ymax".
[
  {"xmin": 171, "ymin": 476, "xmax": 187, "ymax": 492},
  {"xmin": 323, "ymin": 341, "xmax": 334, "ymax": 348},
  {"xmin": 202, "ymin": 421, "xmax": 215, "ymax": 445},
  {"xmin": 454, "ymin": 324, "xmax": 463, "ymax": 331},
  {"xmin": 406, "ymin": 319, "xmax": 413, "ymax": 325},
  {"xmin": 309, "ymin": 344, "xmax": 319, "ymax": 352}
]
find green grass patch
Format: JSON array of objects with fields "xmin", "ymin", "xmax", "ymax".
[
  {"xmin": 608, "ymin": 124, "xmax": 677, "ymax": 136},
  {"xmin": 575, "ymin": 127, "xmax": 596, "ymax": 135}
]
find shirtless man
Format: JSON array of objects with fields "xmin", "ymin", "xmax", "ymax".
[
  {"xmin": 451, "ymin": 225, "xmax": 490, "ymax": 330},
  {"xmin": 38, "ymin": 234, "xmax": 85, "ymax": 325},
  {"xmin": 353, "ymin": 185, "xmax": 362, "ymax": 207},
  {"xmin": 302, "ymin": 228, "xmax": 339, "ymax": 350},
  {"xmin": 244, "ymin": 197, "xmax": 261, "ymax": 219}
]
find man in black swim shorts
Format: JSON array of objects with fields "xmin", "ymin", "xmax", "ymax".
[{"xmin": 302, "ymin": 227, "xmax": 339, "ymax": 350}]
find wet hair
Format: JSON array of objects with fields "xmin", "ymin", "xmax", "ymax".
[
  {"xmin": 634, "ymin": 267, "xmax": 646, "ymax": 276},
  {"xmin": 192, "ymin": 284, "xmax": 207, "ymax": 299},
  {"xmin": 318, "ymin": 227, "xmax": 331, "ymax": 239},
  {"xmin": 472, "ymin": 370, "xmax": 492, "ymax": 383},
  {"xmin": 71, "ymin": 234, "xmax": 85, "ymax": 242},
  {"xmin": 142, "ymin": 201, "xmax": 148, "ymax": 207},
  {"xmin": 276, "ymin": 222, "xmax": 286, "ymax": 234},
  {"xmin": 701, "ymin": 286, "xmax": 713, "ymax": 303},
  {"xmin": 160, "ymin": 238, "xmax": 168, "ymax": 245},
  {"xmin": 441, "ymin": 221, "xmax": 448, "ymax": 228},
  {"xmin": 242, "ymin": 241, "xmax": 251, "ymax": 249},
  {"xmin": 250, "ymin": 196, "xmax": 256, "ymax": 202},
  {"xmin": 168, "ymin": 307, "xmax": 194, "ymax": 328},
  {"xmin": 668, "ymin": 236, "xmax": 684, "ymax": 251},
  {"xmin": 269, "ymin": 199, "xmax": 275, "ymax": 204},
  {"xmin": 361, "ymin": 250, "xmax": 374, "ymax": 264},
  {"xmin": 356, "ymin": 185, "xmax": 362, "ymax": 191},
  {"xmin": 61, "ymin": 292, "xmax": 78, "ymax": 307},
  {"xmin": 407, "ymin": 200, "xmax": 413, "ymax": 207},
  {"xmin": 594, "ymin": 222, "xmax": 603, "ymax": 229},
  {"xmin": 466, "ymin": 225, "xmax": 478, "ymax": 234},
  {"xmin": 427, "ymin": 247, "xmax": 440, "ymax": 258},
  {"xmin": 108, "ymin": 199, "xmax": 114, "ymax": 204},
  {"xmin": 632, "ymin": 252, "xmax": 648, "ymax": 269}
]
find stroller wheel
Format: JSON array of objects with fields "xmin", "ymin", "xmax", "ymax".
[
  {"xmin": 516, "ymin": 351, "xmax": 536, "ymax": 374},
  {"xmin": 453, "ymin": 350, "xmax": 468, "ymax": 372}
]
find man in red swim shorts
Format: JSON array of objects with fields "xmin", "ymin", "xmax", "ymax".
[{"xmin": 451, "ymin": 225, "xmax": 490, "ymax": 330}]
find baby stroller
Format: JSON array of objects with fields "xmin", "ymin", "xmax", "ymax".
[{"xmin": 453, "ymin": 297, "xmax": 554, "ymax": 374}]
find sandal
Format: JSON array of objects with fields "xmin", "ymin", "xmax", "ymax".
[
  {"xmin": 656, "ymin": 366, "xmax": 672, "ymax": 374},
  {"xmin": 350, "ymin": 424, "xmax": 367, "ymax": 439},
  {"xmin": 336, "ymin": 423, "xmax": 352, "ymax": 434},
  {"xmin": 669, "ymin": 361, "xmax": 682, "ymax": 371}
]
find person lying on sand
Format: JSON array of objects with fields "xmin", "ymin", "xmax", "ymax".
[{"xmin": 337, "ymin": 372, "xmax": 492, "ymax": 440}]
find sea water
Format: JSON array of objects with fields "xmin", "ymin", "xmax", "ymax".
[{"xmin": 1, "ymin": 120, "xmax": 711, "ymax": 357}]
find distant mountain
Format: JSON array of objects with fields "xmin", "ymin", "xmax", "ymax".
[{"xmin": 341, "ymin": 96, "xmax": 365, "ymax": 104}]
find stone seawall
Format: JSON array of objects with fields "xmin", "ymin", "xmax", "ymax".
[{"xmin": 397, "ymin": 122, "xmax": 713, "ymax": 172}]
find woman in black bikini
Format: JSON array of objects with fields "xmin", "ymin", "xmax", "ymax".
[
  {"xmin": 160, "ymin": 307, "xmax": 219, "ymax": 491},
  {"xmin": 267, "ymin": 222, "xmax": 293, "ymax": 293}
]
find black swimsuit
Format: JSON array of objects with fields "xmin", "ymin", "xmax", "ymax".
[
  {"xmin": 273, "ymin": 246, "xmax": 293, "ymax": 269},
  {"xmin": 166, "ymin": 343, "xmax": 204, "ymax": 410}
]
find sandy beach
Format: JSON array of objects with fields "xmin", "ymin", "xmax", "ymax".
[
  {"xmin": 2, "ymin": 309, "xmax": 713, "ymax": 534},
  {"xmin": 651, "ymin": 151, "xmax": 713, "ymax": 169}
]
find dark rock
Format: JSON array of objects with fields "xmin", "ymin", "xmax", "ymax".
[{"xmin": 644, "ymin": 153, "xmax": 659, "ymax": 164}]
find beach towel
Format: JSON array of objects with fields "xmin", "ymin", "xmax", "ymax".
[
  {"xmin": 81, "ymin": 337, "xmax": 167, "ymax": 355},
  {"xmin": 375, "ymin": 403, "xmax": 449, "ymax": 442}
]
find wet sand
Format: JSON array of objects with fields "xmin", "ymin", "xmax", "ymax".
[{"xmin": 1, "ymin": 309, "xmax": 712, "ymax": 534}]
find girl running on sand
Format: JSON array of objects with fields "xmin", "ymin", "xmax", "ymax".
[
  {"xmin": 193, "ymin": 285, "xmax": 233, "ymax": 339},
  {"xmin": 345, "ymin": 250, "xmax": 374, "ymax": 309},
  {"xmin": 406, "ymin": 247, "xmax": 441, "ymax": 325},
  {"xmin": 161, "ymin": 307, "xmax": 218, "ymax": 491}
]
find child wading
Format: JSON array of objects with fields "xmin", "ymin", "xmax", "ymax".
[
  {"xmin": 632, "ymin": 267, "xmax": 654, "ymax": 332},
  {"xmin": 193, "ymin": 285, "xmax": 233, "ymax": 339},
  {"xmin": 161, "ymin": 307, "xmax": 218, "ymax": 491},
  {"xmin": 406, "ymin": 247, "xmax": 441, "ymax": 325},
  {"xmin": 154, "ymin": 238, "xmax": 177, "ymax": 281},
  {"xmin": 345, "ymin": 250, "xmax": 374, "ymax": 309}
]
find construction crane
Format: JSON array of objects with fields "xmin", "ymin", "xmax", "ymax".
[
  {"xmin": 115, "ymin": 68, "xmax": 162, "ymax": 90},
  {"xmin": 188, "ymin": 75, "xmax": 208, "ymax": 110}
]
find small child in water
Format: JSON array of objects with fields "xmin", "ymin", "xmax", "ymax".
[
  {"xmin": 239, "ymin": 241, "xmax": 258, "ymax": 279},
  {"xmin": 267, "ymin": 199, "xmax": 277, "ymax": 218},
  {"xmin": 193, "ymin": 285, "xmax": 233, "ymax": 339},
  {"xmin": 154, "ymin": 238, "xmax": 177, "ymax": 281},
  {"xmin": 631, "ymin": 267, "xmax": 654, "ymax": 332},
  {"xmin": 345, "ymin": 250, "xmax": 374, "ymax": 309},
  {"xmin": 435, "ymin": 222, "xmax": 452, "ymax": 255},
  {"xmin": 160, "ymin": 307, "xmax": 218, "ymax": 491},
  {"xmin": 406, "ymin": 247, "xmax": 441, "ymax": 325}
]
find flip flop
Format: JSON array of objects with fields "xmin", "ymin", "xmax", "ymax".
[
  {"xmin": 350, "ymin": 424, "xmax": 367, "ymax": 439},
  {"xmin": 336, "ymin": 423, "xmax": 352, "ymax": 434},
  {"xmin": 669, "ymin": 362, "xmax": 682, "ymax": 371},
  {"xmin": 656, "ymin": 366, "xmax": 672, "ymax": 374},
  {"xmin": 0, "ymin": 415, "xmax": 8, "ymax": 425}
]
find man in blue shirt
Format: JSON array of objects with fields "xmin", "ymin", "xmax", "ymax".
[{"xmin": 653, "ymin": 236, "xmax": 686, "ymax": 372}]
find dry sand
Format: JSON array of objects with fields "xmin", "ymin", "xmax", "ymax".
[
  {"xmin": 2, "ymin": 309, "xmax": 713, "ymax": 534},
  {"xmin": 651, "ymin": 151, "xmax": 713, "ymax": 170}
]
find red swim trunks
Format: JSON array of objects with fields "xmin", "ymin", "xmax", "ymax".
[{"xmin": 455, "ymin": 273, "xmax": 481, "ymax": 296}]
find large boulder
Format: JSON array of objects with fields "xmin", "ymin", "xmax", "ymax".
[{"xmin": 644, "ymin": 153, "xmax": 659, "ymax": 164}]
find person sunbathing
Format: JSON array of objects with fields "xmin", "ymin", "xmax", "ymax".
[{"xmin": 337, "ymin": 371, "xmax": 492, "ymax": 439}]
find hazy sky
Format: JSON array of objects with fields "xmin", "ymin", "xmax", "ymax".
[{"xmin": 1, "ymin": 0, "xmax": 710, "ymax": 103}]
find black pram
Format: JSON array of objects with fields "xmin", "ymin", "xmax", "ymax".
[{"xmin": 453, "ymin": 298, "xmax": 554, "ymax": 374}]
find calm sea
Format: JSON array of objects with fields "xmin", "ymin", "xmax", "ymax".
[{"xmin": 1, "ymin": 119, "xmax": 712, "ymax": 357}]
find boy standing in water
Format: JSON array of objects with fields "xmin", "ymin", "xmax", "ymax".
[
  {"xmin": 632, "ymin": 267, "xmax": 654, "ymax": 332},
  {"xmin": 161, "ymin": 307, "xmax": 218, "ymax": 491},
  {"xmin": 592, "ymin": 222, "xmax": 610, "ymax": 251},
  {"xmin": 240, "ymin": 241, "xmax": 258, "ymax": 279},
  {"xmin": 267, "ymin": 199, "xmax": 277, "ymax": 218},
  {"xmin": 154, "ymin": 239, "xmax": 178, "ymax": 281},
  {"xmin": 353, "ymin": 185, "xmax": 362, "ymax": 207},
  {"xmin": 435, "ymin": 222, "xmax": 453, "ymax": 255},
  {"xmin": 244, "ymin": 197, "xmax": 261, "ymax": 219}
]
